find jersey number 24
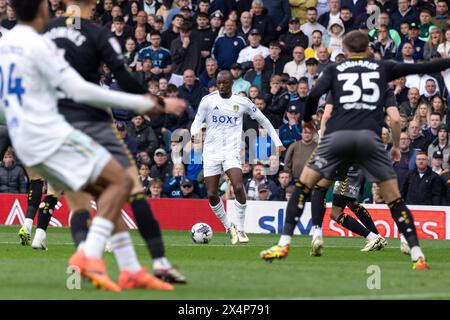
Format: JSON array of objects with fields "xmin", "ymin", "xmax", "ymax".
[{"xmin": 0, "ymin": 63, "xmax": 26, "ymax": 107}]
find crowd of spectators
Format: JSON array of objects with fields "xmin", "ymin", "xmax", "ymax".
[{"xmin": 3, "ymin": 0, "xmax": 450, "ymax": 205}]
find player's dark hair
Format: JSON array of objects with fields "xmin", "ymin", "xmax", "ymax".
[
  {"xmin": 10, "ymin": 0, "xmax": 44, "ymax": 22},
  {"xmin": 150, "ymin": 30, "xmax": 161, "ymax": 37},
  {"xmin": 343, "ymin": 30, "xmax": 369, "ymax": 53}
]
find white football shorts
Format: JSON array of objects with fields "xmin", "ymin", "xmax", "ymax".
[
  {"xmin": 31, "ymin": 129, "xmax": 112, "ymax": 192},
  {"xmin": 203, "ymin": 155, "xmax": 242, "ymax": 177}
]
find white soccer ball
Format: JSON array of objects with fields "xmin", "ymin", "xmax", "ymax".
[{"xmin": 191, "ymin": 222, "xmax": 213, "ymax": 244}]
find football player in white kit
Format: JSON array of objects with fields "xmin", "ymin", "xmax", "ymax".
[
  {"xmin": 0, "ymin": 0, "xmax": 185, "ymax": 291},
  {"xmin": 191, "ymin": 70, "xmax": 285, "ymax": 244}
]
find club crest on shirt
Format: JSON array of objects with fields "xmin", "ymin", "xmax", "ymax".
[{"xmin": 233, "ymin": 104, "xmax": 239, "ymax": 112}]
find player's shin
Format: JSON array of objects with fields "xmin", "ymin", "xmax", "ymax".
[
  {"xmin": 388, "ymin": 198, "xmax": 424, "ymax": 261},
  {"xmin": 351, "ymin": 203, "xmax": 379, "ymax": 234},
  {"xmin": 24, "ymin": 179, "xmax": 44, "ymax": 231},
  {"xmin": 129, "ymin": 192, "xmax": 171, "ymax": 269},
  {"xmin": 36, "ymin": 194, "xmax": 58, "ymax": 232},
  {"xmin": 279, "ymin": 181, "xmax": 311, "ymax": 246},
  {"xmin": 311, "ymin": 186, "xmax": 327, "ymax": 238},
  {"xmin": 70, "ymin": 210, "xmax": 91, "ymax": 248},
  {"xmin": 335, "ymin": 212, "xmax": 371, "ymax": 238},
  {"xmin": 110, "ymin": 231, "xmax": 141, "ymax": 272},
  {"xmin": 209, "ymin": 198, "xmax": 231, "ymax": 230},
  {"xmin": 233, "ymin": 199, "xmax": 247, "ymax": 232}
]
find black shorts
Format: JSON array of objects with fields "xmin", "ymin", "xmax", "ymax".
[
  {"xmin": 71, "ymin": 121, "xmax": 134, "ymax": 168},
  {"xmin": 333, "ymin": 166, "xmax": 363, "ymax": 199},
  {"xmin": 308, "ymin": 130, "xmax": 397, "ymax": 183}
]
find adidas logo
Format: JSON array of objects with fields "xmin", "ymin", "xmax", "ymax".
[{"xmin": 213, "ymin": 106, "xmax": 219, "ymax": 110}]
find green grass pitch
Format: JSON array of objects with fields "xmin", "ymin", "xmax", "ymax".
[{"xmin": 1, "ymin": 225, "xmax": 450, "ymax": 300}]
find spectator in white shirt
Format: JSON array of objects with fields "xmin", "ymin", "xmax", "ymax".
[
  {"xmin": 237, "ymin": 28, "xmax": 269, "ymax": 66},
  {"xmin": 283, "ymin": 45, "xmax": 306, "ymax": 80}
]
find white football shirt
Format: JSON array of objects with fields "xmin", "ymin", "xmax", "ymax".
[
  {"xmin": 191, "ymin": 91, "xmax": 282, "ymax": 161},
  {"xmin": 0, "ymin": 25, "xmax": 74, "ymax": 166}
]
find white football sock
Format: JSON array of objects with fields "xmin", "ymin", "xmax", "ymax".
[
  {"xmin": 110, "ymin": 231, "xmax": 141, "ymax": 273},
  {"xmin": 312, "ymin": 226, "xmax": 322, "ymax": 238},
  {"xmin": 153, "ymin": 257, "xmax": 172, "ymax": 270},
  {"xmin": 24, "ymin": 218, "xmax": 33, "ymax": 233},
  {"xmin": 34, "ymin": 228, "xmax": 46, "ymax": 241},
  {"xmin": 83, "ymin": 217, "xmax": 114, "ymax": 259},
  {"xmin": 366, "ymin": 232, "xmax": 377, "ymax": 240},
  {"xmin": 278, "ymin": 235, "xmax": 292, "ymax": 246},
  {"xmin": 411, "ymin": 246, "xmax": 425, "ymax": 262},
  {"xmin": 210, "ymin": 199, "xmax": 231, "ymax": 230},
  {"xmin": 234, "ymin": 200, "xmax": 247, "ymax": 232},
  {"xmin": 400, "ymin": 233, "xmax": 408, "ymax": 244}
]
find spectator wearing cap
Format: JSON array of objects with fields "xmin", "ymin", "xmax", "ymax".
[
  {"xmin": 116, "ymin": 121, "xmax": 138, "ymax": 160},
  {"xmin": 231, "ymin": 63, "xmax": 252, "ymax": 95},
  {"xmin": 285, "ymin": 126, "xmax": 318, "ymax": 179},
  {"xmin": 243, "ymin": 54, "xmax": 271, "ymax": 93},
  {"xmin": 397, "ymin": 24, "xmax": 425, "ymax": 61},
  {"xmin": 161, "ymin": 14, "xmax": 183, "ymax": 49},
  {"xmin": 318, "ymin": 0, "xmax": 341, "ymax": 30},
  {"xmin": 250, "ymin": 0, "xmax": 277, "ymax": 46},
  {"xmin": 431, "ymin": 0, "xmax": 449, "ymax": 32},
  {"xmin": 163, "ymin": 0, "xmax": 191, "ymax": 31},
  {"xmin": 300, "ymin": 7, "xmax": 326, "ymax": 47},
  {"xmin": 423, "ymin": 112, "xmax": 443, "ymax": 144},
  {"xmin": 393, "ymin": 131, "xmax": 418, "ymax": 189},
  {"xmin": 171, "ymin": 23, "xmax": 203, "ymax": 81},
  {"xmin": 330, "ymin": 48, "xmax": 345, "ymax": 63},
  {"xmin": 137, "ymin": 30, "xmax": 172, "ymax": 76},
  {"xmin": 152, "ymin": 15, "xmax": 165, "ymax": 32},
  {"xmin": 237, "ymin": 11, "xmax": 253, "ymax": 41},
  {"xmin": 283, "ymin": 45, "xmax": 306, "ymax": 81},
  {"xmin": 278, "ymin": 104, "xmax": 302, "ymax": 149},
  {"xmin": 431, "ymin": 151, "xmax": 445, "ymax": 175},
  {"xmin": 129, "ymin": 114, "xmax": 159, "ymax": 158},
  {"xmin": 209, "ymin": 10, "xmax": 225, "ymax": 38},
  {"xmin": 324, "ymin": 18, "xmax": 345, "ymax": 52},
  {"xmin": 369, "ymin": 24, "xmax": 397, "ymax": 60},
  {"xmin": 261, "ymin": 0, "xmax": 290, "ymax": 33},
  {"xmin": 245, "ymin": 163, "xmax": 279, "ymax": 200},
  {"xmin": 428, "ymin": 125, "xmax": 450, "ymax": 168},
  {"xmin": 192, "ymin": 13, "xmax": 216, "ymax": 71},
  {"xmin": 264, "ymin": 41, "xmax": 290, "ymax": 78},
  {"xmin": 237, "ymin": 28, "xmax": 270, "ymax": 67},
  {"xmin": 163, "ymin": 163, "xmax": 186, "ymax": 198},
  {"xmin": 150, "ymin": 148, "xmax": 173, "ymax": 182},
  {"xmin": 180, "ymin": 177, "xmax": 200, "ymax": 199},
  {"xmin": 212, "ymin": 19, "xmax": 246, "ymax": 70},
  {"xmin": 278, "ymin": 17, "xmax": 309, "ymax": 56},
  {"xmin": 256, "ymin": 182, "xmax": 278, "ymax": 201},
  {"xmin": 316, "ymin": 46, "xmax": 331, "ymax": 74},
  {"xmin": 401, "ymin": 151, "xmax": 443, "ymax": 205},
  {"xmin": 178, "ymin": 69, "xmax": 208, "ymax": 112},
  {"xmin": 264, "ymin": 75, "xmax": 290, "ymax": 128},
  {"xmin": 304, "ymin": 57, "xmax": 319, "ymax": 89},
  {"xmin": 391, "ymin": 0, "xmax": 418, "ymax": 31},
  {"xmin": 139, "ymin": 0, "xmax": 160, "ymax": 15},
  {"xmin": 418, "ymin": 7, "xmax": 435, "ymax": 42},
  {"xmin": 199, "ymin": 58, "xmax": 219, "ymax": 91},
  {"xmin": 285, "ymin": 76, "xmax": 299, "ymax": 100}
]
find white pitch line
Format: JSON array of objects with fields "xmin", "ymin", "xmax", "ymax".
[
  {"xmin": 266, "ymin": 292, "xmax": 450, "ymax": 300},
  {"xmin": 0, "ymin": 241, "xmax": 402, "ymax": 249}
]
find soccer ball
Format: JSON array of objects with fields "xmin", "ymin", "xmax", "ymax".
[{"xmin": 191, "ymin": 223, "xmax": 213, "ymax": 244}]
